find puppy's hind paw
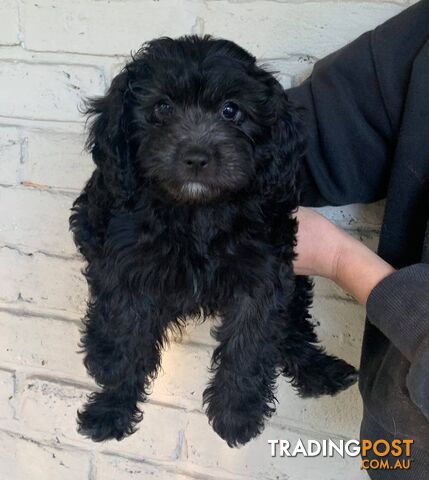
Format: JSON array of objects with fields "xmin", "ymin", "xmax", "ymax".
[
  {"xmin": 77, "ymin": 392, "xmax": 142, "ymax": 442},
  {"xmin": 335, "ymin": 362, "xmax": 359, "ymax": 391},
  {"xmin": 292, "ymin": 357, "xmax": 358, "ymax": 398}
]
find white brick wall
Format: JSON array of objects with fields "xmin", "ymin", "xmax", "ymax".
[{"xmin": 0, "ymin": 1, "xmax": 409, "ymax": 479}]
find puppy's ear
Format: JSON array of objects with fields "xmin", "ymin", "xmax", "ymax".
[
  {"xmin": 85, "ymin": 69, "xmax": 136, "ymax": 204},
  {"xmin": 271, "ymin": 84, "xmax": 305, "ymax": 164},
  {"xmin": 267, "ymin": 84, "xmax": 306, "ymax": 198}
]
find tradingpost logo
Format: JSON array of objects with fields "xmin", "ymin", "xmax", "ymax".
[{"xmin": 268, "ymin": 438, "xmax": 413, "ymax": 471}]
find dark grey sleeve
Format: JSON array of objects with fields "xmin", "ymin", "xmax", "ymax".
[
  {"xmin": 286, "ymin": 0, "xmax": 429, "ymax": 207},
  {"xmin": 366, "ymin": 264, "xmax": 429, "ymax": 363}
]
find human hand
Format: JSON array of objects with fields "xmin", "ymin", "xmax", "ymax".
[
  {"xmin": 293, "ymin": 207, "xmax": 347, "ymax": 279},
  {"xmin": 293, "ymin": 207, "xmax": 395, "ymax": 304}
]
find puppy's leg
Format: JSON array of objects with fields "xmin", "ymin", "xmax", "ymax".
[
  {"xmin": 78, "ymin": 287, "xmax": 171, "ymax": 442},
  {"xmin": 203, "ymin": 293, "xmax": 279, "ymax": 447},
  {"xmin": 277, "ymin": 276, "xmax": 358, "ymax": 397}
]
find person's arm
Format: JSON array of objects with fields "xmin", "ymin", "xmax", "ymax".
[
  {"xmin": 294, "ymin": 208, "xmax": 429, "ymax": 381},
  {"xmin": 293, "ymin": 207, "xmax": 395, "ymax": 304},
  {"xmin": 287, "ymin": 0, "xmax": 429, "ymax": 207},
  {"xmin": 294, "ymin": 208, "xmax": 429, "ymax": 420},
  {"xmin": 293, "ymin": 207, "xmax": 395, "ymax": 305}
]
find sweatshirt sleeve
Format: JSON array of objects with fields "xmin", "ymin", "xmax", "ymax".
[
  {"xmin": 366, "ymin": 264, "xmax": 429, "ymax": 363},
  {"xmin": 287, "ymin": 0, "xmax": 429, "ymax": 207}
]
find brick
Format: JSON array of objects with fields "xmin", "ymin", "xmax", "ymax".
[
  {"xmin": 317, "ymin": 202, "xmax": 385, "ymax": 230},
  {"xmin": 182, "ymin": 317, "xmax": 217, "ymax": 347},
  {"xmin": 19, "ymin": 379, "xmax": 90, "ymax": 444},
  {"xmin": 0, "ymin": 309, "xmax": 221, "ymax": 413},
  {"xmin": 97, "ymin": 455, "xmax": 196, "ymax": 480},
  {"xmin": 0, "ymin": 310, "xmax": 212, "ymax": 407},
  {"xmin": 22, "ymin": 0, "xmax": 197, "ymax": 56},
  {"xmin": 0, "ymin": 1, "xmax": 19, "ymax": 46},
  {"xmin": 21, "ymin": 1, "xmax": 405, "ymax": 59},
  {"xmin": 275, "ymin": 376, "xmax": 363, "ymax": 440},
  {"xmin": 200, "ymin": 1, "xmax": 403, "ymax": 59},
  {"xmin": 261, "ymin": 57, "xmax": 316, "ymax": 87},
  {"xmin": 348, "ymin": 228, "xmax": 380, "ymax": 252},
  {"xmin": 0, "ymin": 62, "xmax": 104, "ymax": 121},
  {"xmin": 18, "ymin": 377, "xmax": 363, "ymax": 478},
  {"xmin": 19, "ymin": 377, "xmax": 188, "ymax": 460},
  {"xmin": 0, "ymin": 313, "xmax": 85, "ymax": 380},
  {"xmin": 152, "ymin": 340, "xmax": 212, "ymax": 410},
  {"xmin": 313, "ymin": 276, "xmax": 355, "ymax": 301},
  {"xmin": 0, "ymin": 369, "xmax": 15, "ymax": 420},
  {"xmin": 0, "ymin": 127, "xmax": 21, "ymax": 185},
  {"xmin": 22, "ymin": 129, "xmax": 93, "ymax": 191},
  {"xmin": 312, "ymin": 296, "xmax": 365, "ymax": 365},
  {"xmin": 110, "ymin": 62, "xmax": 127, "ymax": 83},
  {"xmin": 0, "ymin": 430, "xmax": 91, "ymax": 480},
  {"xmin": 1, "ymin": 270, "xmax": 226, "ymax": 409},
  {"xmin": 105, "ymin": 402, "xmax": 189, "ymax": 461},
  {"xmin": 276, "ymin": 73, "xmax": 293, "ymax": 90},
  {"xmin": 0, "ymin": 248, "xmax": 87, "ymax": 314},
  {"xmin": 0, "ymin": 187, "xmax": 75, "ymax": 256},
  {"xmin": 185, "ymin": 410, "xmax": 362, "ymax": 480}
]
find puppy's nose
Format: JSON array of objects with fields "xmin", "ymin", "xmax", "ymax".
[{"xmin": 182, "ymin": 149, "xmax": 210, "ymax": 170}]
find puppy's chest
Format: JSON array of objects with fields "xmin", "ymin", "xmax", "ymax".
[
  {"xmin": 137, "ymin": 210, "xmax": 270, "ymax": 298},
  {"xmin": 148, "ymin": 219, "xmax": 226, "ymax": 280}
]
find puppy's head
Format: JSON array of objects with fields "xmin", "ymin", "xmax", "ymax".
[{"xmin": 86, "ymin": 36, "xmax": 303, "ymax": 204}]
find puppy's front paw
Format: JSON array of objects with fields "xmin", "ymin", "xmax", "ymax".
[
  {"xmin": 203, "ymin": 370, "xmax": 276, "ymax": 447},
  {"xmin": 77, "ymin": 392, "xmax": 142, "ymax": 442},
  {"xmin": 207, "ymin": 406, "xmax": 264, "ymax": 448}
]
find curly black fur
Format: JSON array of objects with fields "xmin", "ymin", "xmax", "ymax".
[{"xmin": 70, "ymin": 35, "xmax": 358, "ymax": 447}]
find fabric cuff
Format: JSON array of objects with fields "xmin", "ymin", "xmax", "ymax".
[{"xmin": 366, "ymin": 263, "xmax": 429, "ymax": 362}]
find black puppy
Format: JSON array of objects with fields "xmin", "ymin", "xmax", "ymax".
[{"xmin": 70, "ymin": 35, "xmax": 357, "ymax": 447}]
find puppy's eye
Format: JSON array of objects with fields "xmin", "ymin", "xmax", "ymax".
[
  {"xmin": 156, "ymin": 101, "xmax": 173, "ymax": 115},
  {"xmin": 221, "ymin": 101, "xmax": 241, "ymax": 122},
  {"xmin": 153, "ymin": 100, "xmax": 174, "ymax": 123}
]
